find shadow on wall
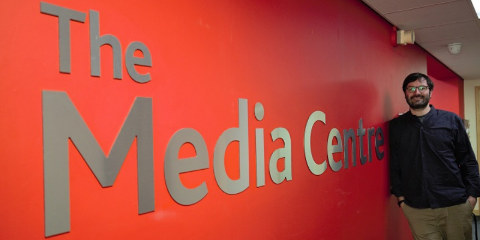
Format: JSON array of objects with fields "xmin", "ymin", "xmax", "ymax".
[{"xmin": 383, "ymin": 89, "xmax": 415, "ymax": 239}]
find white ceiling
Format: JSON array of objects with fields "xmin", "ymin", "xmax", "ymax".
[{"xmin": 362, "ymin": 0, "xmax": 480, "ymax": 80}]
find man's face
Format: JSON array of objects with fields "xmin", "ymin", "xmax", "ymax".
[{"xmin": 404, "ymin": 78, "xmax": 431, "ymax": 110}]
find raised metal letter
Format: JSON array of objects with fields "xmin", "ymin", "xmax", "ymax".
[
  {"xmin": 43, "ymin": 91, "xmax": 153, "ymax": 237},
  {"xmin": 213, "ymin": 99, "xmax": 249, "ymax": 194},
  {"xmin": 304, "ymin": 111, "xmax": 327, "ymax": 175},
  {"xmin": 327, "ymin": 128, "xmax": 342, "ymax": 172},
  {"xmin": 165, "ymin": 128, "xmax": 209, "ymax": 205},
  {"xmin": 269, "ymin": 128, "xmax": 292, "ymax": 184},
  {"xmin": 40, "ymin": 2, "xmax": 86, "ymax": 73},
  {"xmin": 125, "ymin": 41, "xmax": 152, "ymax": 83},
  {"xmin": 89, "ymin": 10, "xmax": 122, "ymax": 79}
]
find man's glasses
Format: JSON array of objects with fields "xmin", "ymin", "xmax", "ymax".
[{"xmin": 406, "ymin": 86, "xmax": 429, "ymax": 93}]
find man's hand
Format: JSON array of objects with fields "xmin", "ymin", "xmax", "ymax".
[
  {"xmin": 467, "ymin": 196, "xmax": 477, "ymax": 209},
  {"xmin": 397, "ymin": 196, "xmax": 405, "ymax": 208}
]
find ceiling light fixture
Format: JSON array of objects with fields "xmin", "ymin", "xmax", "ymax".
[{"xmin": 447, "ymin": 43, "xmax": 462, "ymax": 54}]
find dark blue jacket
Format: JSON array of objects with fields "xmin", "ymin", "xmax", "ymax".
[{"xmin": 389, "ymin": 105, "xmax": 480, "ymax": 208}]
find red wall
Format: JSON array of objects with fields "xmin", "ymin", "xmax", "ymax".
[
  {"xmin": 427, "ymin": 55, "xmax": 464, "ymax": 117},
  {"xmin": 0, "ymin": 0, "xmax": 462, "ymax": 239}
]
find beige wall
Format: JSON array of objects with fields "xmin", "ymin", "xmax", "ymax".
[
  {"xmin": 464, "ymin": 79, "xmax": 480, "ymax": 214},
  {"xmin": 464, "ymin": 79, "xmax": 480, "ymax": 158}
]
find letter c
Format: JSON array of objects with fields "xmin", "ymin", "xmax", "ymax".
[{"xmin": 304, "ymin": 111, "xmax": 327, "ymax": 175}]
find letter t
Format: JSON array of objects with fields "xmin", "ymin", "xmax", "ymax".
[{"xmin": 40, "ymin": 2, "xmax": 86, "ymax": 73}]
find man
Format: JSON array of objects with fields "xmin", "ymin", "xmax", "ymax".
[{"xmin": 389, "ymin": 72, "xmax": 480, "ymax": 240}]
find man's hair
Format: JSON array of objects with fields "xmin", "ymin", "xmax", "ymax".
[{"xmin": 402, "ymin": 72, "xmax": 434, "ymax": 92}]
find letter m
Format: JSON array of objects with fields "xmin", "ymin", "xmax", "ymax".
[{"xmin": 42, "ymin": 91, "xmax": 154, "ymax": 237}]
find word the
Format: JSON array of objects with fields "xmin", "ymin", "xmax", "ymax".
[{"xmin": 41, "ymin": 2, "xmax": 152, "ymax": 83}]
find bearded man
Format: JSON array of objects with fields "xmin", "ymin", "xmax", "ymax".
[{"xmin": 389, "ymin": 72, "xmax": 480, "ymax": 240}]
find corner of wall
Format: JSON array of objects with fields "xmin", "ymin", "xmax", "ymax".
[{"xmin": 464, "ymin": 79, "xmax": 480, "ymax": 159}]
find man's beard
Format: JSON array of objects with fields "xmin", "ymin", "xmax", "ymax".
[{"xmin": 406, "ymin": 94, "xmax": 430, "ymax": 110}]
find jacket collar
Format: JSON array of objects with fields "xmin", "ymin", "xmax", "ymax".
[{"xmin": 405, "ymin": 105, "xmax": 435, "ymax": 124}]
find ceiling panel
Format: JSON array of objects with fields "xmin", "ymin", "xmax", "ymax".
[
  {"xmin": 362, "ymin": 0, "xmax": 480, "ymax": 80},
  {"xmin": 383, "ymin": 1, "xmax": 474, "ymax": 29},
  {"xmin": 363, "ymin": 0, "xmax": 460, "ymax": 14},
  {"xmin": 414, "ymin": 21, "xmax": 480, "ymax": 42},
  {"xmin": 419, "ymin": 35, "xmax": 480, "ymax": 48}
]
